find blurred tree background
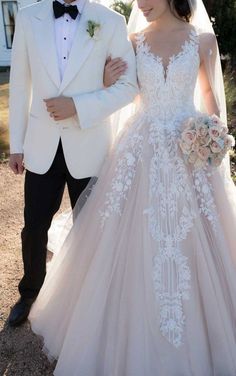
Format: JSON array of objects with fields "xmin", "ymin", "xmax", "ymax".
[
  {"xmin": 111, "ymin": 0, "xmax": 133, "ymax": 22},
  {"xmin": 203, "ymin": 0, "xmax": 236, "ymax": 66},
  {"xmin": 203, "ymin": 0, "xmax": 236, "ymax": 179}
]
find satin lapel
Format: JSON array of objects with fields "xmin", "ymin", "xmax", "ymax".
[
  {"xmin": 58, "ymin": 1, "xmax": 97, "ymax": 93},
  {"xmin": 32, "ymin": 0, "xmax": 61, "ymax": 88}
]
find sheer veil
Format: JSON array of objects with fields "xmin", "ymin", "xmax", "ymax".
[{"xmin": 48, "ymin": 0, "xmax": 231, "ymax": 253}]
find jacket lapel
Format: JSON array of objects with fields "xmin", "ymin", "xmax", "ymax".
[
  {"xmin": 32, "ymin": 0, "xmax": 61, "ymax": 88},
  {"xmin": 31, "ymin": 0, "xmax": 98, "ymax": 91},
  {"xmin": 58, "ymin": 0, "xmax": 97, "ymax": 93}
]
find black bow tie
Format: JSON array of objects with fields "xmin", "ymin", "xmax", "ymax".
[{"xmin": 53, "ymin": 0, "xmax": 79, "ymax": 20}]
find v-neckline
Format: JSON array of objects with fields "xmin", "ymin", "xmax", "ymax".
[{"xmin": 140, "ymin": 29, "xmax": 196, "ymax": 82}]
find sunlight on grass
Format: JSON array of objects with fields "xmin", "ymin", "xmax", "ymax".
[{"xmin": 0, "ymin": 81, "xmax": 9, "ymax": 155}]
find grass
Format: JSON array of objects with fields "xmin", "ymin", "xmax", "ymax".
[{"xmin": 0, "ymin": 71, "xmax": 9, "ymax": 157}]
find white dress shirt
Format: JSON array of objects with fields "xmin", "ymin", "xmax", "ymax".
[{"xmin": 54, "ymin": 0, "xmax": 87, "ymax": 79}]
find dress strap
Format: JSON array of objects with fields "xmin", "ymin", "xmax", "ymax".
[
  {"xmin": 135, "ymin": 32, "xmax": 146, "ymax": 52},
  {"xmin": 189, "ymin": 27, "xmax": 200, "ymax": 48}
]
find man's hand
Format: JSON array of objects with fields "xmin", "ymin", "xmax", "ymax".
[
  {"xmin": 44, "ymin": 96, "xmax": 76, "ymax": 121},
  {"xmin": 9, "ymin": 153, "xmax": 24, "ymax": 174}
]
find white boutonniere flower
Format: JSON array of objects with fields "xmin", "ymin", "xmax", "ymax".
[{"xmin": 87, "ymin": 20, "xmax": 101, "ymax": 40}]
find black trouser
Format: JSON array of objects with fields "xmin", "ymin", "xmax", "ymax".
[{"xmin": 19, "ymin": 140, "xmax": 91, "ymax": 299}]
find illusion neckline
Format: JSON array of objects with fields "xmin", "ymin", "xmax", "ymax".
[{"xmin": 138, "ymin": 28, "xmax": 198, "ymax": 82}]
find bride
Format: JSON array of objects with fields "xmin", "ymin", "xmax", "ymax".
[{"xmin": 29, "ymin": 0, "xmax": 236, "ymax": 374}]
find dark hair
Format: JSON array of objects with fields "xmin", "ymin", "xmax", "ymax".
[{"xmin": 168, "ymin": 0, "xmax": 195, "ymax": 22}]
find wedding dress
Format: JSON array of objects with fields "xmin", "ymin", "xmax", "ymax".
[{"xmin": 29, "ymin": 29, "xmax": 236, "ymax": 376}]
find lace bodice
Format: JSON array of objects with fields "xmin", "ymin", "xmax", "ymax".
[{"xmin": 136, "ymin": 30, "xmax": 200, "ymax": 126}]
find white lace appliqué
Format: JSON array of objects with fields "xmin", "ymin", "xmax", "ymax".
[
  {"xmin": 98, "ymin": 29, "xmax": 221, "ymax": 348},
  {"xmin": 99, "ymin": 122, "xmax": 143, "ymax": 226},
  {"xmin": 144, "ymin": 126, "xmax": 196, "ymax": 347},
  {"xmin": 193, "ymin": 168, "xmax": 219, "ymax": 233}
]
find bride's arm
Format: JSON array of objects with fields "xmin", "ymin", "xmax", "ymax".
[
  {"xmin": 198, "ymin": 33, "xmax": 221, "ymax": 117},
  {"xmin": 103, "ymin": 33, "xmax": 137, "ymax": 88}
]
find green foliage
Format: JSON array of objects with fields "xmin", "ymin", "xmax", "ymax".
[
  {"xmin": 201, "ymin": 1, "xmax": 236, "ymax": 177},
  {"xmin": 203, "ymin": 0, "xmax": 236, "ymax": 66},
  {"xmin": 0, "ymin": 127, "xmax": 8, "ymax": 155},
  {"xmin": 111, "ymin": 1, "xmax": 133, "ymax": 23},
  {"xmin": 86, "ymin": 20, "xmax": 100, "ymax": 38},
  {"xmin": 224, "ymin": 64, "xmax": 236, "ymax": 180},
  {"xmin": 0, "ymin": 152, "xmax": 8, "ymax": 164},
  {"xmin": 224, "ymin": 65, "xmax": 236, "ymax": 123}
]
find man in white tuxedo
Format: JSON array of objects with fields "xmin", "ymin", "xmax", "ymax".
[{"xmin": 8, "ymin": 0, "xmax": 137, "ymax": 326}]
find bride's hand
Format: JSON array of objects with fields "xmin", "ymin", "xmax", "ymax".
[{"xmin": 103, "ymin": 57, "xmax": 127, "ymax": 88}]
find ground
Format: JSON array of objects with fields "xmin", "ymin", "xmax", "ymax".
[
  {"xmin": 0, "ymin": 162, "xmax": 70, "ymax": 375},
  {"xmin": 0, "ymin": 163, "xmax": 54, "ymax": 375},
  {"xmin": 0, "ymin": 71, "xmax": 69, "ymax": 375}
]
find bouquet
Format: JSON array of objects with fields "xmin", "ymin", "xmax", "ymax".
[{"xmin": 179, "ymin": 114, "xmax": 235, "ymax": 169}]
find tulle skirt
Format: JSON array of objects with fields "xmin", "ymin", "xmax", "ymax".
[{"xmin": 29, "ymin": 112, "xmax": 236, "ymax": 376}]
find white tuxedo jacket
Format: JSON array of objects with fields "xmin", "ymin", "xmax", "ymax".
[{"xmin": 9, "ymin": 0, "xmax": 138, "ymax": 178}]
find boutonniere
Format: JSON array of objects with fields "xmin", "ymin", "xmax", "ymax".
[{"xmin": 87, "ymin": 20, "xmax": 101, "ymax": 40}]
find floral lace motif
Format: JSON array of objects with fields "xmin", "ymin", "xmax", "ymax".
[
  {"xmin": 135, "ymin": 32, "xmax": 201, "ymax": 346},
  {"xmin": 99, "ymin": 117, "xmax": 144, "ymax": 226},
  {"xmin": 144, "ymin": 125, "xmax": 196, "ymax": 347},
  {"xmin": 99, "ymin": 28, "xmax": 220, "ymax": 347},
  {"xmin": 193, "ymin": 168, "xmax": 218, "ymax": 233},
  {"xmin": 136, "ymin": 30, "xmax": 200, "ymax": 125},
  {"xmin": 152, "ymin": 249, "xmax": 191, "ymax": 347}
]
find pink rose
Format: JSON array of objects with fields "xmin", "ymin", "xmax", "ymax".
[
  {"xmin": 211, "ymin": 114, "xmax": 221, "ymax": 124},
  {"xmin": 195, "ymin": 117, "xmax": 207, "ymax": 128},
  {"xmin": 196, "ymin": 124, "xmax": 208, "ymax": 138},
  {"xmin": 221, "ymin": 126, "xmax": 228, "ymax": 136},
  {"xmin": 199, "ymin": 134, "xmax": 211, "ymax": 146},
  {"xmin": 209, "ymin": 126, "xmax": 222, "ymax": 141},
  {"xmin": 179, "ymin": 140, "xmax": 192, "ymax": 155},
  {"xmin": 197, "ymin": 146, "xmax": 210, "ymax": 161},
  {"xmin": 194, "ymin": 158, "xmax": 205, "ymax": 169},
  {"xmin": 210, "ymin": 114, "xmax": 224, "ymax": 128},
  {"xmin": 188, "ymin": 152, "xmax": 198, "ymax": 164},
  {"xmin": 224, "ymin": 134, "xmax": 235, "ymax": 150},
  {"xmin": 182, "ymin": 130, "xmax": 197, "ymax": 145},
  {"xmin": 192, "ymin": 141, "xmax": 201, "ymax": 152},
  {"xmin": 210, "ymin": 141, "xmax": 222, "ymax": 153}
]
